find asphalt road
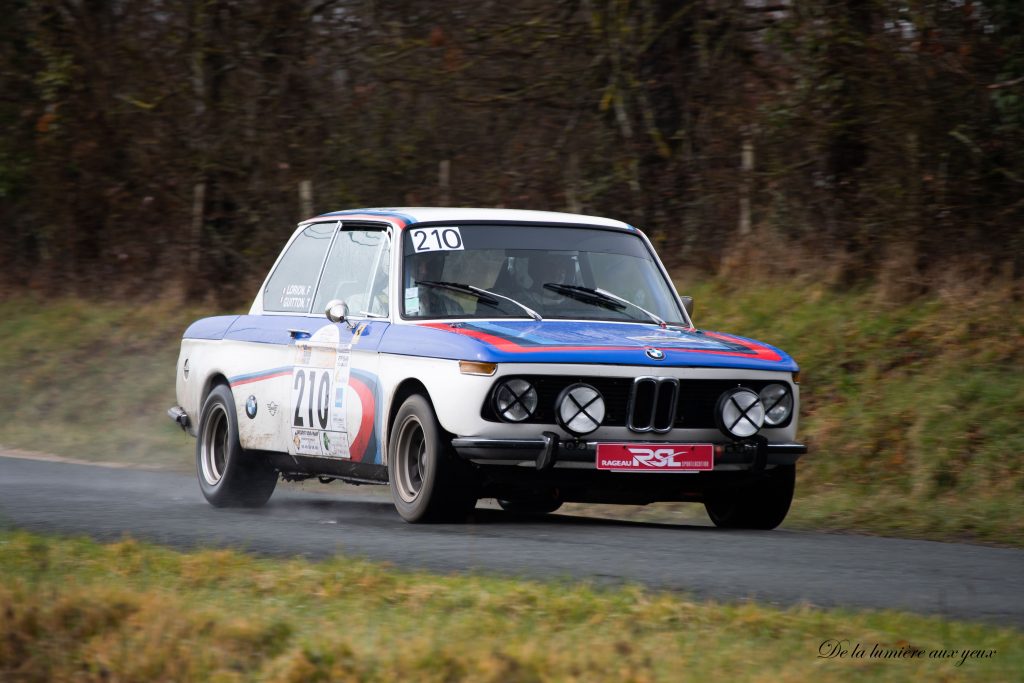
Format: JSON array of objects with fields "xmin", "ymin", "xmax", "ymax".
[{"xmin": 1, "ymin": 453, "xmax": 1021, "ymax": 627}]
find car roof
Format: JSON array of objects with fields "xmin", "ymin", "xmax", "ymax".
[{"xmin": 305, "ymin": 207, "xmax": 635, "ymax": 231}]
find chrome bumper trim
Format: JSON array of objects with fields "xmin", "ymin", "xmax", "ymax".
[{"xmin": 451, "ymin": 437, "xmax": 806, "ymax": 468}]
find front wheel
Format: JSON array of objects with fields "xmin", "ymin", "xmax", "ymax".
[
  {"xmin": 704, "ymin": 465, "xmax": 795, "ymax": 530},
  {"xmin": 196, "ymin": 384, "xmax": 278, "ymax": 507},
  {"xmin": 388, "ymin": 394, "xmax": 476, "ymax": 522}
]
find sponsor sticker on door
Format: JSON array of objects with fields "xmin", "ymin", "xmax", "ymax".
[{"xmin": 596, "ymin": 443, "xmax": 713, "ymax": 472}]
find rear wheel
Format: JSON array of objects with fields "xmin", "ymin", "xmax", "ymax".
[
  {"xmin": 704, "ymin": 465, "xmax": 795, "ymax": 530},
  {"xmin": 388, "ymin": 394, "xmax": 476, "ymax": 522},
  {"xmin": 196, "ymin": 384, "xmax": 278, "ymax": 507}
]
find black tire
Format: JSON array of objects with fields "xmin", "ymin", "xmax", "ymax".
[
  {"xmin": 497, "ymin": 497, "xmax": 563, "ymax": 516},
  {"xmin": 196, "ymin": 384, "xmax": 278, "ymax": 508},
  {"xmin": 704, "ymin": 465, "xmax": 795, "ymax": 530},
  {"xmin": 388, "ymin": 394, "xmax": 477, "ymax": 522}
]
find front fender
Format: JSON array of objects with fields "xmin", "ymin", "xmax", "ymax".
[{"xmin": 377, "ymin": 355, "xmax": 497, "ymax": 439}]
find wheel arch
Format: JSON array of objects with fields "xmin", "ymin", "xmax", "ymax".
[
  {"xmin": 385, "ymin": 378, "xmax": 439, "ymax": 464},
  {"xmin": 201, "ymin": 373, "xmax": 232, "ymax": 410}
]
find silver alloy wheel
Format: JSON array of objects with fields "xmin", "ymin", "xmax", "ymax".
[
  {"xmin": 394, "ymin": 415, "xmax": 427, "ymax": 503},
  {"xmin": 200, "ymin": 402, "xmax": 229, "ymax": 486}
]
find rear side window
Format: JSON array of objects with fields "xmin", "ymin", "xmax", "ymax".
[{"xmin": 263, "ymin": 222, "xmax": 336, "ymax": 313}]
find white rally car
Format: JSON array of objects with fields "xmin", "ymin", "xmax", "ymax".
[{"xmin": 170, "ymin": 208, "xmax": 805, "ymax": 527}]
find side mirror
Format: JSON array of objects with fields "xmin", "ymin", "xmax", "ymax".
[
  {"xmin": 680, "ymin": 296, "xmax": 694, "ymax": 320},
  {"xmin": 325, "ymin": 299, "xmax": 349, "ymax": 323}
]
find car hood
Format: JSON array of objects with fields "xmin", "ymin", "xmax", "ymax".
[{"xmin": 380, "ymin": 320, "xmax": 798, "ymax": 371}]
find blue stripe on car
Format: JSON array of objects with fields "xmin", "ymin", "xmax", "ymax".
[{"xmin": 316, "ymin": 209, "xmax": 419, "ymax": 225}]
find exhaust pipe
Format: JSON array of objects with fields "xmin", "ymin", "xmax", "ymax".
[{"xmin": 167, "ymin": 406, "xmax": 190, "ymax": 431}]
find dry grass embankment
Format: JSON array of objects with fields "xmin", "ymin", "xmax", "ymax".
[{"xmin": 1, "ymin": 531, "xmax": 1021, "ymax": 682}]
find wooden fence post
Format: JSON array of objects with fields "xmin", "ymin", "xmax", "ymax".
[
  {"xmin": 439, "ymin": 160, "xmax": 451, "ymax": 206},
  {"xmin": 190, "ymin": 181, "xmax": 206, "ymax": 277},
  {"xmin": 299, "ymin": 179, "xmax": 313, "ymax": 218},
  {"xmin": 739, "ymin": 129, "xmax": 754, "ymax": 236}
]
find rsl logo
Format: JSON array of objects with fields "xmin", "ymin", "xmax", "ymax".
[{"xmin": 626, "ymin": 447, "xmax": 687, "ymax": 468}]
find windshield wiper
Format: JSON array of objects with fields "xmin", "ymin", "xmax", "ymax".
[
  {"xmin": 544, "ymin": 283, "xmax": 665, "ymax": 326},
  {"xmin": 592, "ymin": 287, "xmax": 666, "ymax": 326},
  {"xmin": 417, "ymin": 281, "xmax": 542, "ymax": 321},
  {"xmin": 544, "ymin": 283, "xmax": 625, "ymax": 310}
]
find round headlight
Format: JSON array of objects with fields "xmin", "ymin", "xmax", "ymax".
[
  {"xmin": 759, "ymin": 383, "xmax": 793, "ymax": 426},
  {"xmin": 556, "ymin": 383, "xmax": 605, "ymax": 436},
  {"xmin": 493, "ymin": 379, "xmax": 538, "ymax": 422},
  {"xmin": 716, "ymin": 387, "xmax": 765, "ymax": 439}
]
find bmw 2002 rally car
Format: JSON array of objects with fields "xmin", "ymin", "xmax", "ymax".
[{"xmin": 170, "ymin": 208, "xmax": 806, "ymax": 527}]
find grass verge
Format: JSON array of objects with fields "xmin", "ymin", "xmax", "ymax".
[
  {"xmin": 680, "ymin": 278, "xmax": 1023, "ymax": 545},
  {"xmin": 1, "ymin": 530, "xmax": 1020, "ymax": 682},
  {"xmin": 0, "ymin": 278, "xmax": 1021, "ymax": 545},
  {"xmin": 0, "ymin": 296, "xmax": 223, "ymax": 468}
]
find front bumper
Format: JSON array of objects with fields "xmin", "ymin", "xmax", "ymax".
[{"xmin": 452, "ymin": 434, "xmax": 806, "ymax": 472}]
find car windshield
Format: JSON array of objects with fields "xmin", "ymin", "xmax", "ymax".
[{"xmin": 401, "ymin": 225, "xmax": 684, "ymax": 323}]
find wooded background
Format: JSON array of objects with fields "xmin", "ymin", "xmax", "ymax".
[{"xmin": 1, "ymin": 0, "xmax": 1021, "ymax": 302}]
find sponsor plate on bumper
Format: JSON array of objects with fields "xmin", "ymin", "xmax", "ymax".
[{"xmin": 595, "ymin": 443, "xmax": 714, "ymax": 472}]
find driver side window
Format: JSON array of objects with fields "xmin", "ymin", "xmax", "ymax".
[{"xmin": 313, "ymin": 227, "xmax": 391, "ymax": 317}]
